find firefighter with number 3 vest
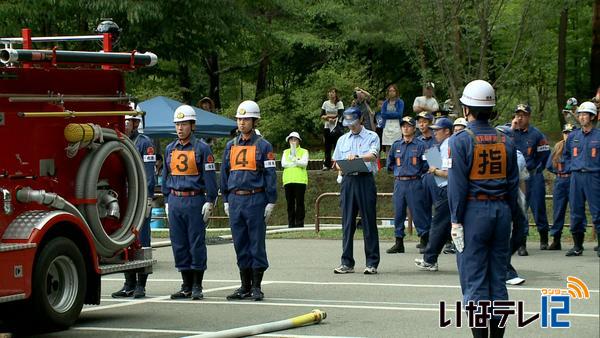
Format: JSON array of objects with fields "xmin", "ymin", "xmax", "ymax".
[
  {"xmin": 221, "ymin": 100, "xmax": 277, "ymax": 301},
  {"xmin": 448, "ymin": 80, "xmax": 520, "ymax": 337},
  {"xmin": 162, "ymin": 105, "xmax": 218, "ymax": 300}
]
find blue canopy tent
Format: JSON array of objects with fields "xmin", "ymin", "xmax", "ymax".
[{"xmin": 138, "ymin": 96, "xmax": 236, "ymax": 138}]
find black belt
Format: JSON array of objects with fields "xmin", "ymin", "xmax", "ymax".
[
  {"xmin": 557, "ymin": 173, "xmax": 570, "ymax": 178},
  {"xmin": 233, "ymin": 188, "xmax": 265, "ymax": 195},
  {"xmin": 170, "ymin": 189, "xmax": 205, "ymax": 197},
  {"xmin": 345, "ymin": 172, "xmax": 371, "ymax": 177},
  {"xmin": 396, "ymin": 176, "xmax": 418, "ymax": 181}
]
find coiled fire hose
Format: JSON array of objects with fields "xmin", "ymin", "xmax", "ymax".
[{"xmin": 66, "ymin": 124, "xmax": 148, "ymax": 257}]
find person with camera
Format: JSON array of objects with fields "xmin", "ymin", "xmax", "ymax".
[
  {"xmin": 353, "ymin": 87, "xmax": 376, "ymax": 132},
  {"xmin": 320, "ymin": 88, "xmax": 345, "ymax": 170}
]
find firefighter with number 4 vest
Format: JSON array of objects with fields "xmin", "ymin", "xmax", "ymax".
[
  {"xmin": 162, "ymin": 105, "xmax": 218, "ymax": 300},
  {"xmin": 448, "ymin": 80, "xmax": 520, "ymax": 337},
  {"xmin": 221, "ymin": 100, "xmax": 277, "ymax": 301}
]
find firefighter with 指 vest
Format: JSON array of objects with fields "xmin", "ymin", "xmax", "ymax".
[
  {"xmin": 111, "ymin": 105, "xmax": 156, "ymax": 299},
  {"xmin": 448, "ymin": 80, "xmax": 520, "ymax": 337},
  {"xmin": 161, "ymin": 105, "xmax": 218, "ymax": 300},
  {"xmin": 221, "ymin": 100, "xmax": 277, "ymax": 301}
]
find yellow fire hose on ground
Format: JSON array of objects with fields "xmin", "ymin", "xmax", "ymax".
[{"xmin": 183, "ymin": 309, "xmax": 327, "ymax": 338}]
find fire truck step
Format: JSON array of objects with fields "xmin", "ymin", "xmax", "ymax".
[
  {"xmin": 99, "ymin": 259, "xmax": 156, "ymax": 275},
  {"xmin": 0, "ymin": 292, "xmax": 26, "ymax": 303},
  {"xmin": 0, "ymin": 243, "xmax": 36, "ymax": 252}
]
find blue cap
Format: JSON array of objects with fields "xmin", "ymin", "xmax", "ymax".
[
  {"xmin": 430, "ymin": 117, "xmax": 453, "ymax": 130},
  {"xmin": 400, "ymin": 116, "xmax": 416, "ymax": 126},
  {"xmin": 342, "ymin": 106, "xmax": 362, "ymax": 127},
  {"xmin": 417, "ymin": 111, "xmax": 434, "ymax": 121},
  {"xmin": 514, "ymin": 103, "xmax": 531, "ymax": 114}
]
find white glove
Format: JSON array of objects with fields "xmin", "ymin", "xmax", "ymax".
[
  {"xmin": 164, "ymin": 203, "xmax": 169, "ymax": 218},
  {"xmin": 264, "ymin": 203, "xmax": 275, "ymax": 223},
  {"xmin": 336, "ymin": 175, "xmax": 343, "ymax": 184},
  {"xmin": 202, "ymin": 202, "xmax": 213, "ymax": 223},
  {"xmin": 223, "ymin": 202, "xmax": 229, "ymax": 217},
  {"xmin": 451, "ymin": 225, "xmax": 464, "ymax": 253}
]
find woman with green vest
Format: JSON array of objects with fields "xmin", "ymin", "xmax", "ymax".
[{"xmin": 282, "ymin": 132, "xmax": 309, "ymax": 228}]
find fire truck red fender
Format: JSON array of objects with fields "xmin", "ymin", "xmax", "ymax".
[{"xmin": 26, "ymin": 211, "xmax": 100, "ymax": 272}]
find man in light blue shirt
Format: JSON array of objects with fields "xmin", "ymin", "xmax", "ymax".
[
  {"xmin": 332, "ymin": 106, "xmax": 381, "ymax": 275},
  {"xmin": 415, "ymin": 117, "xmax": 453, "ymax": 271}
]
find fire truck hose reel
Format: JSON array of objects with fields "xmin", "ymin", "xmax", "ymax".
[{"xmin": 73, "ymin": 128, "xmax": 147, "ymax": 257}]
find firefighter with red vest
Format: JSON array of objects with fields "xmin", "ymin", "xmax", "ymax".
[
  {"xmin": 161, "ymin": 105, "xmax": 218, "ymax": 300},
  {"xmin": 448, "ymin": 80, "xmax": 520, "ymax": 337},
  {"xmin": 221, "ymin": 100, "xmax": 277, "ymax": 301}
]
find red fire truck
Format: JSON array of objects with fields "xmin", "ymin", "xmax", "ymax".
[{"xmin": 0, "ymin": 26, "xmax": 157, "ymax": 329}]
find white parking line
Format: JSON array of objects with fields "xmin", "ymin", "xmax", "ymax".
[
  {"xmin": 101, "ymin": 278, "xmax": 600, "ymax": 293},
  {"xmin": 72, "ymin": 326, "xmax": 365, "ymax": 338},
  {"xmin": 92, "ymin": 297, "xmax": 599, "ymax": 318}
]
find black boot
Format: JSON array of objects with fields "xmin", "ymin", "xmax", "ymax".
[
  {"xmin": 251, "ymin": 269, "xmax": 265, "ymax": 301},
  {"xmin": 111, "ymin": 272, "xmax": 136, "ymax": 298},
  {"xmin": 226, "ymin": 268, "xmax": 252, "ymax": 300},
  {"xmin": 517, "ymin": 238, "xmax": 529, "ymax": 256},
  {"xmin": 566, "ymin": 232, "xmax": 584, "ymax": 257},
  {"xmin": 386, "ymin": 237, "xmax": 405, "ymax": 253},
  {"xmin": 489, "ymin": 318, "xmax": 505, "ymax": 338},
  {"xmin": 133, "ymin": 273, "xmax": 148, "ymax": 298},
  {"xmin": 539, "ymin": 230, "xmax": 549, "ymax": 250},
  {"xmin": 191, "ymin": 270, "xmax": 204, "ymax": 300},
  {"xmin": 171, "ymin": 270, "xmax": 193, "ymax": 299},
  {"xmin": 418, "ymin": 233, "xmax": 429, "ymax": 254},
  {"xmin": 548, "ymin": 233, "xmax": 562, "ymax": 250}
]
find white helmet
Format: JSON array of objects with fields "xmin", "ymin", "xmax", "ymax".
[
  {"xmin": 236, "ymin": 100, "xmax": 261, "ymax": 119},
  {"xmin": 460, "ymin": 80, "xmax": 495, "ymax": 107},
  {"xmin": 577, "ymin": 101, "xmax": 597, "ymax": 116},
  {"xmin": 173, "ymin": 105, "xmax": 196, "ymax": 123},
  {"xmin": 126, "ymin": 102, "xmax": 143, "ymax": 121},
  {"xmin": 453, "ymin": 117, "xmax": 468, "ymax": 127}
]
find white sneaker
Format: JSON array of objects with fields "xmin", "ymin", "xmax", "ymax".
[
  {"xmin": 363, "ymin": 266, "xmax": 377, "ymax": 274},
  {"xmin": 506, "ymin": 277, "xmax": 526, "ymax": 285},
  {"xmin": 414, "ymin": 260, "xmax": 438, "ymax": 271}
]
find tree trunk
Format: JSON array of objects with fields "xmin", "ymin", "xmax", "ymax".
[
  {"xmin": 204, "ymin": 52, "xmax": 221, "ymax": 109},
  {"xmin": 255, "ymin": 50, "xmax": 269, "ymax": 101},
  {"xmin": 592, "ymin": 0, "xmax": 600, "ymax": 92},
  {"xmin": 557, "ymin": 6, "xmax": 568, "ymax": 126},
  {"xmin": 477, "ymin": 0, "xmax": 490, "ymax": 79},
  {"xmin": 178, "ymin": 62, "xmax": 191, "ymax": 104}
]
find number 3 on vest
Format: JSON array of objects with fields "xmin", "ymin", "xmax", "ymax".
[{"xmin": 170, "ymin": 150, "xmax": 199, "ymax": 175}]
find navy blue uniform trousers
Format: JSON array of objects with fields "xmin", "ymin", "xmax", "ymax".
[
  {"xmin": 340, "ymin": 174, "xmax": 380, "ymax": 268},
  {"xmin": 524, "ymin": 171, "xmax": 549, "ymax": 234},
  {"xmin": 550, "ymin": 176, "xmax": 571, "ymax": 236},
  {"xmin": 229, "ymin": 192, "xmax": 269, "ymax": 270},
  {"xmin": 423, "ymin": 186, "xmax": 450, "ymax": 264},
  {"xmin": 457, "ymin": 200, "xmax": 511, "ymax": 305},
  {"xmin": 569, "ymin": 172, "xmax": 600, "ymax": 234},
  {"xmin": 168, "ymin": 195, "xmax": 207, "ymax": 271}
]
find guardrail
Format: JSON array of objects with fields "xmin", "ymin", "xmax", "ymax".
[
  {"xmin": 314, "ymin": 192, "xmax": 596, "ymax": 239},
  {"xmin": 314, "ymin": 192, "xmax": 413, "ymax": 233}
]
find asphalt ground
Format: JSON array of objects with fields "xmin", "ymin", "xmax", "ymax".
[{"xmin": 33, "ymin": 237, "xmax": 600, "ymax": 338}]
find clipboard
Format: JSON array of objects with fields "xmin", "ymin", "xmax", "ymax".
[
  {"xmin": 336, "ymin": 159, "xmax": 370, "ymax": 175},
  {"xmin": 424, "ymin": 147, "xmax": 445, "ymax": 186}
]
